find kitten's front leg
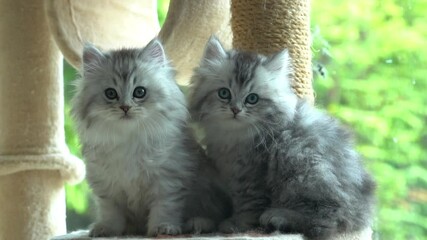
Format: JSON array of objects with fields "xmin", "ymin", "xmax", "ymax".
[
  {"xmin": 218, "ymin": 160, "xmax": 269, "ymax": 233},
  {"xmin": 219, "ymin": 211, "xmax": 261, "ymax": 233},
  {"xmin": 219, "ymin": 184, "xmax": 267, "ymax": 233},
  {"xmin": 89, "ymin": 198, "xmax": 126, "ymax": 237},
  {"xmin": 147, "ymin": 195, "xmax": 183, "ymax": 237}
]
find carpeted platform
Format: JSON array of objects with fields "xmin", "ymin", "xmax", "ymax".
[{"xmin": 52, "ymin": 228, "xmax": 372, "ymax": 240}]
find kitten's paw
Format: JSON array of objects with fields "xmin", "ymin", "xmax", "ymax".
[
  {"xmin": 305, "ymin": 220, "xmax": 338, "ymax": 240},
  {"xmin": 259, "ymin": 210, "xmax": 290, "ymax": 232},
  {"xmin": 184, "ymin": 217, "xmax": 215, "ymax": 234},
  {"xmin": 148, "ymin": 223, "xmax": 182, "ymax": 236},
  {"xmin": 218, "ymin": 218, "xmax": 252, "ymax": 233},
  {"xmin": 89, "ymin": 222, "xmax": 124, "ymax": 237}
]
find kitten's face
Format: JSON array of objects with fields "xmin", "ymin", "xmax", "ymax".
[
  {"xmin": 73, "ymin": 39, "xmax": 186, "ymax": 134},
  {"xmin": 189, "ymin": 37, "xmax": 298, "ymax": 132}
]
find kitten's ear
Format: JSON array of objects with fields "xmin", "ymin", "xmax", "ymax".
[
  {"xmin": 141, "ymin": 38, "xmax": 166, "ymax": 65},
  {"xmin": 82, "ymin": 43, "xmax": 105, "ymax": 67},
  {"xmin": 203, "ymin": 36, "xmax": 227, "ymax": 62},
  {"xmin": 263, "ymin": 49, "xmax": 292, "ymax": 73}
]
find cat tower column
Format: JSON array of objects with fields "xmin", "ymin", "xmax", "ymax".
[
  {"xmin": 231, "ymin": 0, "xmax": 314, "ymax": 103},
  {"xmin": 159, "ymin": 0, "xmax": 232, "ymax": 85},
  {"xmin": 45, "ymin": 0, "xmax": 160, "ymax": 70},
  {"xmin": 0, "ymin": 0, "xmax": 84, "ymax": 239}
]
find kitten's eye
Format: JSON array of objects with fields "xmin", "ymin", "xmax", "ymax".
[
  {"xmin": 218, "ymin": 88, "xmax": 231, "ymax": 100},
  {"xmin": 104, "ymin": 88, "xmax": 118, "ymax": 100},
  {"xmin": 133, "ymin": 86, "xmax": 146, "ymax": 98},
  {"xmin": 245, "ymin": 93, "xmax": 259, "ymax": 104}
]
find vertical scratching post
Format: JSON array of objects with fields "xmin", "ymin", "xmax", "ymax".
[
  {"xmin": 231, "ymin": 0, "xmax": 314, "ymax": 103},
  {"xmin": 0, "ymin": 0, "xmax": 84, "ymax": 239}
]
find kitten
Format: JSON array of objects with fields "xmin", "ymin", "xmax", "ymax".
[
  {"xmin": 71, "ymin": 39, "xmax": 230, "ymax": 237},
  {"xmin": 189, "ymin": 37, "xmax": 376, "ymax": 240}
]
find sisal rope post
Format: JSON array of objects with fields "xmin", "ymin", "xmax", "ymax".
[{"xmin": 231, "ymin": 0, "xmax": 314, "ymax": 103}]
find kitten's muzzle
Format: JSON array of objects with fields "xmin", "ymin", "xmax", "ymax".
[
  {"xmin": 120, "ymin": 105, "xmax": 131, "ymax": 113},
  {"xmin": 231, "ymin": 107, "xmax": 242, "ymax": 115}
]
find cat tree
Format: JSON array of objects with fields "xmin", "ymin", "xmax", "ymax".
[
  {"xmin": 0, "ymin": 0, "xmax": 85, "ymax": 239},
  {"xmin": 0, "ymin": 0, "xmax": 371, "ymax": 239}
]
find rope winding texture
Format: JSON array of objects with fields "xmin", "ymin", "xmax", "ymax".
[{"xmin": 231, "ymin": 0, "xmax": 314, "ymax": 103}]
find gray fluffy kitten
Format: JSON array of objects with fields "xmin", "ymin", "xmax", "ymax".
[
  {"xmin": 71, "ymin": 39, "xmax": 230, "ymax": 237},
  {"xmin": 189, "ymin": 37, "xmax": 376, "ymax": 239}
]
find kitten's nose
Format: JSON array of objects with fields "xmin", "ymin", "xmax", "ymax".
[
  {"xmin": 230, "ymin": 107, "xmax": 242, "ymax": 115},
  {"xmin": 120, "ymin": 105, "xmax": 131, "ymax": 113}
]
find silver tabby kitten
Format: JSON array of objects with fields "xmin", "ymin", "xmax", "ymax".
[
  {"xmin": 189, "ymin": 37, "xmax": 376, "ymax": 240},
  {"xmin": 72, "ymin": 39, "xmax": 230, "ymax": 237}
]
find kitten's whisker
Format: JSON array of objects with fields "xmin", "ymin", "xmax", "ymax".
[
  {"xmin": 251, "ymin": 123, "xmax": 278, "ymax": 151},
  {"xmin": 249, "ymin": 123, "xmax": 268, "ymax": 149}
]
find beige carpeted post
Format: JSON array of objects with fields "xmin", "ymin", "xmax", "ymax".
[
  {"xmin": 231, "ymin": 0, "xmax": 314, "ymax": 103},
  {"xmin": 45, "ymin": 0, "xmax": 161, "ymax": 70},
  {"xmin": 0, "ymin": 0, "xmax": 84, "ymax": 239},
  {"xmin": 159, "ymin": 0, "xmax": 232, "ymax": 85}
]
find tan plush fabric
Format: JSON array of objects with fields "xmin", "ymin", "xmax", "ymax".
[
  {"xmin": 0, "ymin": 170, "xmax": 66, "ymax": 240},
  {"xmin": 0, "ymin": 0, "xmax": 85, "ymax": 184},
  {"xmin": 158, "ymin": 0, "xmax": 232, "ymax": 85},
  {"xmin": 45, "ymin": 0, "xmax": 161, "ymax": 70},
  {"xmin": 0, "ymin": 0, "xmax": 85, "ymax": 239}
]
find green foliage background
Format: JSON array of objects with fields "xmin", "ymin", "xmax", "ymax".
[{"xmin": 63, "ymin": 0, "xmax": 426, "ymax": 239}]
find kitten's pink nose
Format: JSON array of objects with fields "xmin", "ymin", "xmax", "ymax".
[
  {"xmin": 231, "ymin": 107, "xmax": 241, "ymax": 115},
  {"xmin": 120, "ymin": 105, "xmax": 131, "ymax": 113}
]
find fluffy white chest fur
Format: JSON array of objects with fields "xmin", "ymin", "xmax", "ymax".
[
  {"xmin": 85, "ymin": 132, "xmax": 166, "ymax": 213},
  {"xmin": 71, "ymin": 40, "xmax": 212, "ymax": 237}
]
